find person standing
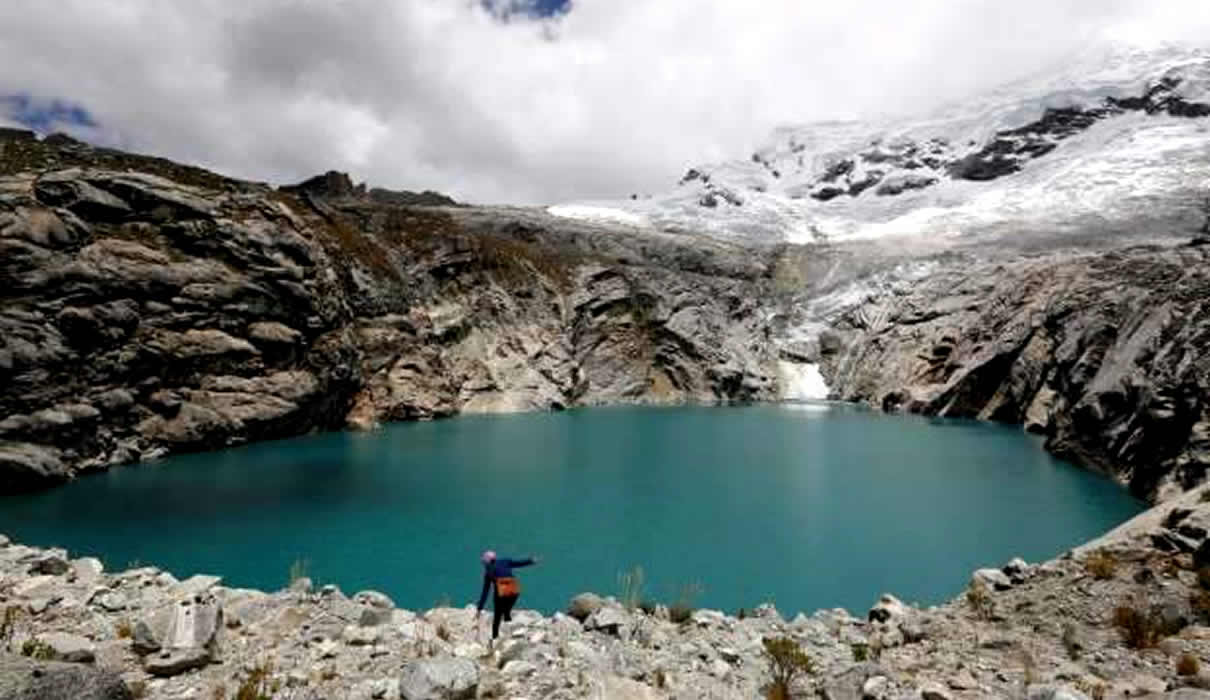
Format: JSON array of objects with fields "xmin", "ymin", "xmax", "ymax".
[{"xmin": 476, "ymin": 550, "xmax": 539, "ymax": 646}]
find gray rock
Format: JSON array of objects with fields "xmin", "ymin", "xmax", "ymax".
[
  {"xmin": 290, "ymin": 576, "xmax": 314, "ymax": 594},
  {"xmin": 0, "ymin": 534, "xmax": 8, "ymax": 547},
  {"xmin": 94, "ymin": 389, "xmax": 135, "ymax": 413},
  {"xmin": 28, "ymin": 554, "xmax": 70, "ymax": 576},
  {"xmin": 344, "ymin": 624, "xmax": 382, "ymax": 646},
  {"xmin": 248, "ymin": 321, "xmax": 303, "ymax": 346},
  {"xmin": 71, "ymin": 557, "xmax": 103, "ymax": 583},
  {"xmin": 0, "ymin": 443, "xmax": 67, "ymax": 489},
  {"xmin": 920, "ymin": 681, "xmax": 954, "ymax": 700},
  {"xmin": 133, "ymin": 597, "xmax": 222, "ymax": 655},
  {"xmin": 398, "ymin": 657, "xmax": 479, "ymax": 700},
  {"xmin": 1003, "ymin": 557, "xmax": 1030, "ymax": 577},
  {"xmin": 171, "ymin": 574, "xmax": 221, "ymax": 600},
  {"xmin": 40, "ymin": 632, "xmax": 97, "ymax": 663},
  {"xmin": 868, "ymin": 594, "xmax": 911, "ymax": 623},
  {"xmin": 585, "ymin": 606, "xmax": 631, "ymax": 636},
  {"xmin": 93, "ymin": 591, "xmax": 126, "ymax": 612},
  {"xmin": 143, "ymin": 647, "xmax": 210, "ymax": 677},
  {"xmin": 0, "ymin": 655, "xmax": 133, "ymax": 699},
  {"xmin": 568, "ymin": 593, "xmax": 605, "ymax": 621},
  {"xmin": 1027, "ymin": 686, "xmax": 1092, "ymax": 700},
  {"xmin": 355, "ymin": 590, "xmax": 396, "ymax": 626},
  {"xmin": 973, "ymin": 568, "xmax": 1012, "ymax": 591}
]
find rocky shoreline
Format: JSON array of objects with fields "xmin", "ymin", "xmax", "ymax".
[{"xmin": 6, "ymin": 486, "xmax": 1210, "ymax": 699}]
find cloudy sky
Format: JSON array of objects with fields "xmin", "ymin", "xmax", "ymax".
[{"xmin": 0, "ymin": 1, "xmax": 1207, "ymax": 204}]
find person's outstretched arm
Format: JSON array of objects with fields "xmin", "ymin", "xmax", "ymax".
[
  {"xmin": 507, "ymin": 557, "xmax": 537, "ymax": 568},
  {"xmin": 476, "ymin": 572, "xmax": 492, "ymax": 612}
]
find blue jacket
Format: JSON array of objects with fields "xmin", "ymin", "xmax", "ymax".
[{"xmin": 477, "ymin": 557, "xmax": 534, "ymax": 610}]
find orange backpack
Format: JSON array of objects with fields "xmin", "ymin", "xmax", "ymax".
[{"xmin": 496, "ymin": 576, "xmax": 521, "ymax": 597}]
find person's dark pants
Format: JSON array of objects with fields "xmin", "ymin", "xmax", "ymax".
[{"xmin": 492, "ymin": 593, "xmax": 519, "ymax": 639}]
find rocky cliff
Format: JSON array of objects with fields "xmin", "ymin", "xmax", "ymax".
[
  {"xmin": 801, "ymin": 243, "xmax": 1210, "ymax": 502},
  {"xmin": 0, "ymin": 132, "xmax": 778, "ymax": 492}
]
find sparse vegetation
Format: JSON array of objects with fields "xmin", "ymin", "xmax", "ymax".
[
  {"xmin": 116, "ymin": 619, "xmax": 134, "ymax": 639},
  {"xmin": 966, "ymin": 579, "xmax": 994, "ymax": 620},
  {"xmin": 851, "ymin": 642, "xmax": 869, "ymax": 662},
  {"xmin": 762, "ymin": 636, "xmax": 813, "ymax": 700},
  {"xmin": 618, "ymin": 566, "xmax": 645, "ymax": 613},
  {"xmin": 436, "ymin": 623, "xmax": 451, "ymax": 642},
  {"xmin": 668, "ymin": 582, "xmax": 703, "ymax": 625},
  {"xmin": 234, "ymin": 661, "xmax": 275, "ymax": 700},
  {"xmin": 1200, "ymin": 488, "xmax": 1210, "ymax": 503},
  {"xmin": 287, "ymin": 557, "xmax": 310, "ymax": 587},
  {"xmin": 1178, "ymin": 653, "xmax": 1201, "ymax": 676},
  {"xmin": 1113, "ymin": 604, "xmax": 1169, "ymax": 649},
  {"xmin": 1075, "ymin": 678, "xmax": 1108, "ymax": 700},
  {"xmin": 1084, "ymin": 550, "xmax": 1118, "ymax": 580},
  {"xmin": 21, "ymin": 637, "xmax": 54, "ymax": 660}
]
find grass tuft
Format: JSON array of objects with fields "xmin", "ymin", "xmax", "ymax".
[{"xmin": 1083, "ymin": 550, "xmax": 1117, "ymax": 580}]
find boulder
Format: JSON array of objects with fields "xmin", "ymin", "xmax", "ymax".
[
  {"xmin": 28, "ymin": 553, "xmax": 70, "ymax": 576},
  {"xmin": 585, "ymin": 606, "xmax": 631, "ymax": 637},
  {"xmin": 40, "ymin": 632, "xmax": 97, "ymax": 663},
  {"xmin": 171, "ymin": 574, "xmax": 221, "ymax": 600},
  {"xmin": 143, "ymin": 647, "xmax": 210, "ymax": 677},
  {"xmin": 71, "ymin": 558, "xmax": 104, "ymax": 584},
  {"xmin": 973, "ymin": 568, "xmax": 1012, "ymax": 591},
  {"xmin": 354, "ymin": 590, "xmax": 395, "ymax": 626},
  {"xmin": 132, "ymin": 596, "xmax": 222, "ymax": 661},
  {"xmin": 568, "ymin": 592, "xmax": 605, "ymax": 621},
  {"xmin": 0, "ymin": 655, "xmax": 133, "ymax": 699},
  {"xmin": 821, "ymin": 662, "xmax": 889, "ymax": 700},
  {"xmin": 0, "ymin": 443, "xmax": 67, "ymax": 490},
  {"xmin": 398, "ymin": 657, "xmax": 478, "ymax": 700},
  {"xmin": 867, "ymin": 594, "xmax": 912, "ymax": 624}
]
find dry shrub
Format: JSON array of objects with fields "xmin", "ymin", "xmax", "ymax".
[
  {"xmin": 1084, "ymin": 550, "xmax": 1118, "ymax": 580},
  {"xmin": 762, "ymin": 636, "xmax": 813, "ymax": 700},
  {"xmin": 1178, "ymin": 653, "xmax": 1201, "ymax": 676},
  {"xmin": 1113, "ymin": 605, "xmax": 1166, "ymax": 649},
  {"xmin": 966, "ymin": 579, "xmax": 993, "ymax": 620}
]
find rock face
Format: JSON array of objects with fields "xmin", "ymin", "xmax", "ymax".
[
  {"xmin": 0, "ymin": 655, "xmax": 133, "ymax": 700},
  {"xmin": 0, "ymin": 136, "xmax": 779, "ymax": 492},
  {"xmin": 818, "ymin": 246, "xmax": 1210, "ymax": 500}
]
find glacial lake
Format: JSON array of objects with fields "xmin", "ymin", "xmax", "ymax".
[{"xmin": 0, "ymin": 404, "xmax": 1144, "ymax": 616}]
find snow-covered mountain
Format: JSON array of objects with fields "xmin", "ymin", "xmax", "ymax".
[{"xmin": 551, "ymin": 42, "xmax": 1210, "ymax": 248}]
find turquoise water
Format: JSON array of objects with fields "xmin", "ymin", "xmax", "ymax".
[{"xmin": 0, "ymin": 404, "xmax": 1143, "ymax": 616}]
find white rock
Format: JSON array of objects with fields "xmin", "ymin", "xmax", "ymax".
[
  {"xmin": 399, "ymin": 657, "xmax": 478, "ymax": 700},
  {"xmin": 502, "ymin": 660, "xmax": 537, "ymax": 676},
  {"xmin": 863, "ymin": 675, "xmax": 891, "ymax": 699},
  {"xmin": 973, "ymin": 568, "xmax": 1012, "ymax": 591},
  {"xmin": 40, "ymin": 631, "xmax": 96, "ymax": 663},
  {"xmin": 71, "ymin": 557, "xmax": 104, "ymax": 583}
]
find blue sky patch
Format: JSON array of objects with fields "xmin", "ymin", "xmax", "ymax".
[
  {"xmin": 0, "ymin": 94, "xmax": 98, "ymax": 133},
  {"xmin": 482, "ymin": 0, "xmax": 570, "ymax": 20}
]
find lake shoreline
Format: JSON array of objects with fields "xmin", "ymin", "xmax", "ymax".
[{"xmin": 2, "ymin": 486, "xmax": 1209, "ymax": 699}]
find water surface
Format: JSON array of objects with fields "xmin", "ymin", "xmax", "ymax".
[{"xmin": 0, "ymin": 404, "xmax": 1143, "ymax": 615}]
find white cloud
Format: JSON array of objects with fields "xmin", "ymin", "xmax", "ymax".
[{"xmin": 0, "ymin": 0, "xmax": 1205, "ymax": 204}]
